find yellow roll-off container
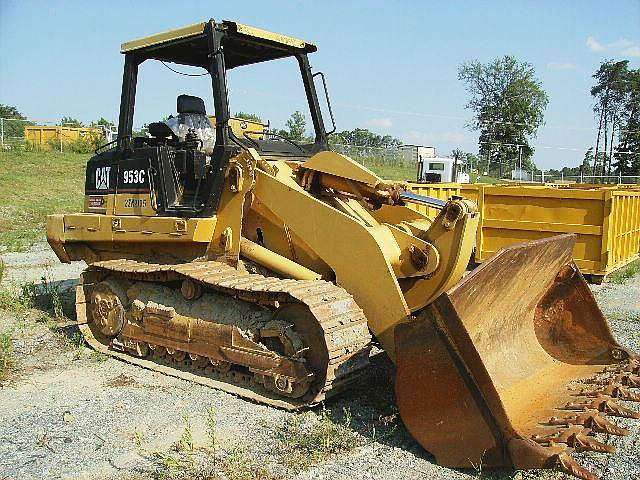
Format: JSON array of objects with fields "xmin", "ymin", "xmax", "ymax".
[
  {"xmin": 408, "ymin": 183, "xmax": 640, "ymax": 281},
  {"xmin": 24, "ymin": 125, "xmax": 103, "ymax": 150}
]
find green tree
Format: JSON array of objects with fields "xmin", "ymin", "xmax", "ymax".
[
  {"xmin": 591, "ymin": 60, "xmax": 630, "ymax": 176},
  {"xmin": 282, "ymin": 111, "xmax": 307, "ymax": 141},
  {"xmin": 464, "ymin": 152, "xmax": 480, "ymax": 172},
  {"xmin": 234, "ymin": 112, "xmax": 263, "ymax": 123},
  {"xmin": 330, "ymin": 128, "xmax": 402, "ymax": 149},
  {"xmin": 90, "ymin": 117, "xmax": 115, "ymax": 128},
  {"xmin": 583, "ymin": 147, "xmax": 594, "ymax": 168},
  {"xmin": 613, "ymin": 68, "xmax": 640, "ymax": 177},
  {"xmin": 0, "ymin": 104, "xmax": 31, "ymax": 140},
  {"xmin": 458, "ymin": 55, "xmax": 549, "ymax": 178},
  {"xmin": 60, "ymin": 116, "xmax": 83, "ymax": 127}
]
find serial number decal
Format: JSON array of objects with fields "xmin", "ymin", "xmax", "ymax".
[
  {"xmin": 88, "ymin": 195, "xmax": 106, "ymax": 208},
  {"xmin": 124, "ymin": 198, "xmax": 147, "ymax": 208},
  {"xmin": 123, "ymin": 169, "xmax": 146, "ymax": 184}
]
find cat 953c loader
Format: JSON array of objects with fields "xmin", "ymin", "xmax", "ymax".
[{"xmin": 46, "ymin": 19, "xmax": 638, "ymax": 480}]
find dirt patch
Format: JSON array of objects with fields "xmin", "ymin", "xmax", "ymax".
[{"xmin": 104, "ymin": 373, "xmax": 139, "ymax": 388}]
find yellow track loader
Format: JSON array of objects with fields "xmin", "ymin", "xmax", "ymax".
[{"xmin": 46, "ymin": 19, "xmax": 638, "ymax": 480}]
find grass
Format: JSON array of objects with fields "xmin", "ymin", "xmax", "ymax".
[
  {"xmin": 0, "ymin": 281, "xmax": 35, "ymax": 313},
  {"xmin": 0, "ymin": 332, "xmax": 15, "ymax": 383},
  {"xmin": 0, "ymin": 273, "xmax": 92, "ymax": 360},
  {"xmin": 205, "ymin": 406, "xmax": 217, "ymax": 451},
  {"xmin": 274, "ymin": 407, "xmax": 361, "ymax": 472},
  {"xmin": 609, "ymin": 258, "xmax": 640, "ymax": 284},
  {"xmin": 137, "ymin": 406, "xmax": 277, "ymax": 480},
  {"xmin": 175, "ymin": 413, "xmax": 194, "ymax": 453},
  {"xmin": 0, "ymin": 149, "xmax": 87, "ymax": 252},
  {"xmin": 367, "ymin": 163, "xmax": 416, "ymax": 181},
  {"xmin": 476, "ymin": 175, "xmax": 501, "ymax": 184}
]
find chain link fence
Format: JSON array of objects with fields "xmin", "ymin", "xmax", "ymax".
[{"xmin": 2, "ymin": 117, "xmax": 639, "ymax": 186}]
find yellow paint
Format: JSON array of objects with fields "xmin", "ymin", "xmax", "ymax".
[
  {"xmin": 113, "ymin": 193, "xmax": 156, "ymax": 216},
  {"xmin": 302, "ymin": 151, "xmax": 382, "ymax": 187},
  {"xmin": 50, "ymin": 214, "xmax": 215, "ymax": 245},
  {"xmin": 209, "ymin": 116, "xmax": 268, "ymax": 140},
  {"xmin": 229, "ymin": 21, "xmax": 311, "ymax": 50},
  {"xmin": 121, "ymin": 22, "xmax": 207, "ymax": 53},
  {"xmin": 408, "ymin": 182, "xmax": 640, "ymax": 277},
  {"xmin": 120, "ymin": 20, "xmax": 312, "ymax": 54},
  {"xmin": 25, "ymin": 125, "xmax": 102, "ymax": 151}
]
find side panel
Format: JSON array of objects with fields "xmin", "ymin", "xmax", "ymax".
[{"xmin": 406, "ymin": 183, "xmax": 640, "ymax": 277}]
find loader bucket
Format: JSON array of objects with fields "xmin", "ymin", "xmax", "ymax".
[{"xmin": 395, "ymin": 234, "xmax": 638, "ymax": 480}]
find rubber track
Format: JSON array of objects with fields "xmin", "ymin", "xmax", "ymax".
[{"xmin": 77, "ymin": 259, "xmax": 372, "ymax": 410}]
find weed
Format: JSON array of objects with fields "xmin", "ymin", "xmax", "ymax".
[
  {"xmin": 0, "ymin": 286, "xmax": 19, "ymax": 312},
  {"xmin": 66, "ymin": 331, "xmax": 87, "ymax": 359},
  {"xmin": 222, "ymin": 446, "xmax": 275, "ymax": 480},
  {"xmin": 176, "ymin": 413, "xmax": 194, "ymax": 453},
  {"xmin": 134, "ymin": 430, "xmax": 145, "ymax": 450},
  {"xmin": 0, "ymin": 281, "xmax": 35, "ymax": 313},
  {"xmin": 275, "ymin": 407, "xmax": 361, "ymax": 472},
  {"xmin": 205, "ymin": 406, "xmax": 217, "ymax": 451},
  {"xmin": 0, "ymin": 332, "xmax": 16, "ymax": 382},
  {"xmin": 151, "ymin": 450, "xmax": 192, "ymax": 473},
  {"xmin": 39, "ymin": 269, "xmax": 65, "ymax": 319},
  {"xmin": 90, "ymin": 349, "xmax": 108, "ymax": 363},
  {"xmin": 610, "ymin": 259, "xmax": 640, "ymax": 284}
]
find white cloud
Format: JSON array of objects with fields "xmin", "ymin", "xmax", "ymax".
[
  {"xmin": 608, "ymin": 38, "xmax": 634, "ymax": 49},
  {"xmin": 586, "ymin": 36, "xmax": 605, "ymax": 52},
  {"xmin": 547, "ymin": 62, "xmax": 576, "ymax": 70},
  {"xmin": 365, "ymin": 117, "xmax": 392, "ymax": 128},
  {"xmin": 586, "ymin": 36, "xmax": 640, "ymax": 56},
  {"xmin": 622, "ymin": 46, "xmax": 640, "ymax": 57}
]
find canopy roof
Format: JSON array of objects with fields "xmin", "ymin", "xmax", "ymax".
[{"xmin": 120, "ymin": 20, "xmax": 317, "ymax": 69}]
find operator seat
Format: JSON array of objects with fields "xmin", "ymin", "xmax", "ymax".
[
  {"xmin": 176, "ymin": 94, "xmax": 208, "ymax": 121},
  {"xmin": 164, "ymin": 94, "xmax": 215, "ymax": 154}
]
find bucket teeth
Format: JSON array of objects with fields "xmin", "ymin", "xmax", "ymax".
[
  {"xmin": 619, "ymin": 374, "xmax": 640, "ymax": 388},
  {"xmin": 533, "ymin": 427, "xmax": 615, "ymax": 454},
  {"xmin": 564, "ymin": 394, "xmax": 640, "ymax": 419},
  {"xmin": 552, "ymin": 452, "xmax": 599, "ymax": 480},
  {"xmin": 593, "ymin": 373, "xmax": 640, "ymax": 389},
  {"xmin": 623, "ymin": 358, "xmax": 640, "ymax": 375},
  {"xmin": 581, "ymin": 384, "xmax": 640, "ymax": 402},
  {"xmin": 570, "ymin": 432, "xmax": 616, "ymax": 454},
  {"xmin": 546, "ymin": 410, "xmax": 629, "ymax": 436},
  {"xmin": 604, "ymin": 358, "xmax": 639, "ymax": 375}
]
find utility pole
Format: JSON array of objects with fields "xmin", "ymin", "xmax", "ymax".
[
  {"xmin": 0, "ymin": 118, "xmax": 4, "ymax": 149},
  {"xmin": 518, "ymin": 145, "xmax": 522, "ymax": 181}
]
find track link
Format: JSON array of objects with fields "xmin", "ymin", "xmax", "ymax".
[{"xmin": 76, "ymin": 259, "xmax": 372, "ymax": 409}]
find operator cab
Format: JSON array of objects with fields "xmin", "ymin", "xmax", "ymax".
[{"xmin": 85, "ymin": 19, "xmax": 334, "ymax": 218}]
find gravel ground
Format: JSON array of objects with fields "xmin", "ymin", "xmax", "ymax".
[{"xmin": 0, "ymin": 243, "xmax": 638, "ymax": 480}]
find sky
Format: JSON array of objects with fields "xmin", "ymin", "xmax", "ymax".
[{"xmin": 1, "ymin": 0, "xmax": 639, "ymax": 169}]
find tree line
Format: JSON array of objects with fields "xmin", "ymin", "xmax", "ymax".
[{"xmin": 590, "ymin": 61, "xmax": 640, "ymax": 177}]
